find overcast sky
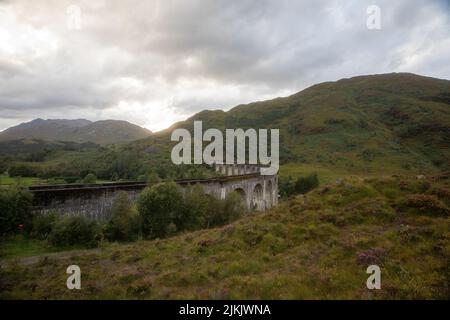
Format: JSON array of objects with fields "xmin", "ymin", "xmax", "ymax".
[{"xmin": 0, "ymin": 0, "xmax": 449, "ymax": 132}]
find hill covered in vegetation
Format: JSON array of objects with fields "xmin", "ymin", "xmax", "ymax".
[
  {"xmin": 1, "ymin": 173, "xmax": 448, "ymax": 299},
  {"xmin": 0, "ymin": 118, "xmax": 152, "ymax": 145},
  {"xmin": 162, "ymin": 72, "xmax": 449, "ymax": 174},
  {"xmin": 0, "ymin": 73, "xmax": 448, "ymax": 185},
  {"xmin": 0, "ymin": 73, "xmax": 449, "ymax": 300},
  {"xmin": 77, "ymin": 72, "xmax": 450, "ymax": 182}
]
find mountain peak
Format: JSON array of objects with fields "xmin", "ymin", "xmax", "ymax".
[
  {"xmin": 164, "ymin": 72, "xmax": 449, "ymax": 173},
  {"xmin": 0, "ymin": 118, "xmax": 151, "ymax": 145}
]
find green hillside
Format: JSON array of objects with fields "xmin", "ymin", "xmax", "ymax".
[
  {"xmin": 1, "ymin": 73, "xmax": 448, "ymax": 184},
  {"xmin": 0, "ymin": 139, "xmax": 98, "ymax": 156},
  {"xmin": 1, "ymin": 174, "xmax": 448, "ymax": 299},
  {"xmin": 160, "ymin": 73, "xmax": 449, "ymax": 175}
]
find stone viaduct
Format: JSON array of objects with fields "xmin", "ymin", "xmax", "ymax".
[{"xmin": 29, "ymin": 164, "xmax": 278, "ymax": 219}]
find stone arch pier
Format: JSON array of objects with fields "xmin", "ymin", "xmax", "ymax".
[{"xmin": 29, "ymin": 164, "xmax": 278, "ymax": 219}]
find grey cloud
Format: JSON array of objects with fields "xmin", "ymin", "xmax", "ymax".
[{"xmin": 0, "ymin": 0, "xmax": 449, "ymax": 131}]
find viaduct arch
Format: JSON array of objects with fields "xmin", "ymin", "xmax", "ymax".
[{"xmin": 29, "ymin": 164, "xmax": 278, "ymax": 219}]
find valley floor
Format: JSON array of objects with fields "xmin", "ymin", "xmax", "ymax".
[{"xmin": 1, "ymin": 174, "xmax": 449, "ymax": 299}]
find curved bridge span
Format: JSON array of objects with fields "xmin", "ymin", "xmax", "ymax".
[{"xmin": 29, "ymin": 164, "xmax": 278, "ymax": 219}]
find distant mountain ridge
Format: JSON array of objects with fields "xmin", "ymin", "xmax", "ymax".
[
  {"xmin": 0, "ymin": 118, "xmax": 152, "ymax": 145},
  {"xmin": 1, "ymin": 73, "xmax": 449, "ymax": 176}
]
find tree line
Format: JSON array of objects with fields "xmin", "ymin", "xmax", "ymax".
[{"xmin": 0, "ymin": 182, "xmax": 245, "ymax": 247}]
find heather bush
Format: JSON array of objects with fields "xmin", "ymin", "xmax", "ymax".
[
  {"xmin": 404, "ymin": 194, "xmax": 449, "ymax": 216},
  {"xmin": 356, "ymin": 247, "xmax": 388, "ymax": 265}
]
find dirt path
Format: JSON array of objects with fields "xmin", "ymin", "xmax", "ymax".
[{"xmin": 0, "ymin": 248, "xmax": 102, "ymax": 267}]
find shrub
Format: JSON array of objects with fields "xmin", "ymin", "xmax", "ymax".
[
  {"xmin": 356, "ymin": 248, "xmax": 387, "ymax": 265},
  {"xmin": 8, "ymin": 164, "xmax": 40, "ymax": 177},
  {"xmin": 48, "ymin": 215, "xmax": 102, "ymax": 247},
  {"xmin": 328, "ymin": 183, "xmax": 377, "ymax": 206},
  {"xmin": 294, "ymin": 173, "xmax": 319, "ymax": 194},
  {"xmin": 279, "ymin": 176, "xmax": 296, "ymax": 198},
  {"xmin": 181, "ymin": 185, "xmax": 211, "ymax": 230},
  {"xmin": 431, "ymin": 187, "xmax": 450, "ymax": 204},
  {"xmin": 137, "ymin": 182, "xmax": 246, "ymax": 239},
  {"xmin": 279, "ymin": 173, "xmax": 319, "ymax": 198},
  {"xmin": 211, "ymin": 191, "xmax": 245, "ymax": 227},
  {"xmin": 25, "ymin": 151, "xmax": 47, "ymax": 162},
  {"xmin": 106, "ymin": 192, "xmax": 139, "ymax": 241},
  {"xmin": 0, "ymin": 157, "xmax": 10, "ymax": 174},
  {"xmin": 137, "ymin": 182, "xmax": 247, "ymax": 239},
  {"xmin": 404, "ymin": 194, "xmax": 449, "ymax": 216},
  {"xmin": 137, "ymin": 182, "xmax": 183, "ymax": 238},
  {"xmin": 110, "ymin": 151, "xmax": 141, "ymax": 180},
  {"xmin": 146, "ymin": 171, "xmax": 161, "ymax": 184},
  {"xmin": 183, "ymin": 187, "xmax": 245, "ymax": 229},
  {"xmin": 31, "ymin": 212, "xmax": 59, "ymax": 240},
  {"xmin": 0, "ymin": 188, "xmax": 33, "ymax": 235},
  {"xmin": 83, "ymin": 173, "xmax": 97, "ymax": 184}
]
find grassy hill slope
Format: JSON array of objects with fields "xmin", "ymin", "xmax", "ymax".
[
  {"xmin": 159, "ymin": 73, "xmax": 449, "ymax": 175},
  {"xmin": 1, "ymin": 174, "xmax": 449, "ymax": 299},
  {"xmin": 0, "ymin": 139, "xmax": 98, "ymax": 156}
]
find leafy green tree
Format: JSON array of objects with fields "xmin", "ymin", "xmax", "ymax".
[
  {"xmin": 25, "ymin": 150, "xmax": 48, "ymax": 162},
  {"xmin": 111, "ymin": 172, "xmax": 119, "ymax": 181},
  {"xmin": 49, "ymin": 215, "xmax": 102, "ymax": 247},
  {"xmin": 146, "ymin": 171, "xmax": 161, "ymax": 184},
  {"xmin": 31, "ymin": 212, "xmax": 59, "ymax": 240},
  {"xmin": 0, "ymin": 187, "xmax": 33, "ymax": 235},
  {"xmin": 8, "ymin": 164, "xmax": 39, "ymax": 177},
  {"xmin": 210, "ymin": 191, "xmax": 244, "ymax": 227},
  {"xmin": 111, "ymin": 151, "xmax": 140, "ymax": 180},
  {"xmin": 107, "ymin": 191, "xmax": 139, "ymax": 241},
  {"xmin": 181, "ymin": 185, "xmax": 210, "ymax": 230},
  {"xmin": 0, "ymin": 156, "xmax": 12, "ymax": 174},
  {"xmin": 137, "ymin": 182, "xmax": 183, "ymax": 238},
  {"xmin": 136, "ymin": 170, "xmax": 161, "ymax": 184}
]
